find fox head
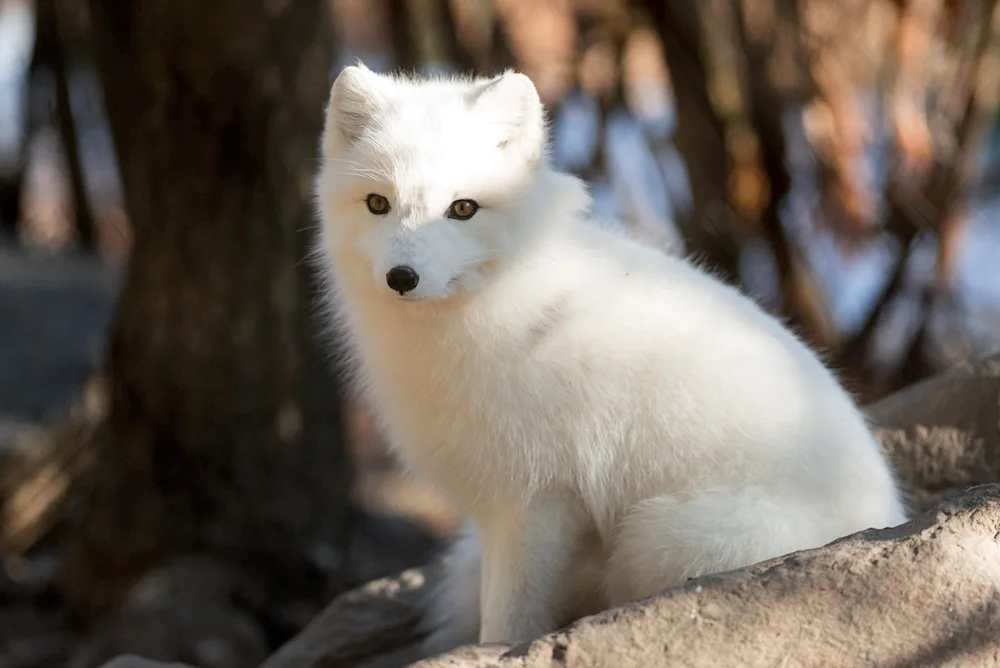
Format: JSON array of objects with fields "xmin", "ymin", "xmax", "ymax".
[{"xmin": 315, "ymin": 64, "xmax": 588, "ymax": 303}]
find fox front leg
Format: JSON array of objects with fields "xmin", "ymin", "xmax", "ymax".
[{"xmin": 476, "ymin": 495, "xmax": 584, "ymax": 645}]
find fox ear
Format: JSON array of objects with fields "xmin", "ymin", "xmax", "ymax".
[
  {"xmin": 323, "ymin": 64, "xmax": 389, "ymax": 156},
  {"xmin": 468, "ymin": 71, "xmax": 546, "ymax": 164}
]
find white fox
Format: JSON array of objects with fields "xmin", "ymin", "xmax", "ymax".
[{"xmin": 313, "ymin": 64, "xmax": 907, "ymax": 655}]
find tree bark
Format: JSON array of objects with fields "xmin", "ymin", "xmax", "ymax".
[{"xmin": 61, "ymin": 0, "xmax": 352, "ymax": 633}]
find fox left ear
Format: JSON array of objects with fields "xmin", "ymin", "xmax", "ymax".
[{"xmin": 468, "ymin": 71, "xmax": 546, "ymax": 165}]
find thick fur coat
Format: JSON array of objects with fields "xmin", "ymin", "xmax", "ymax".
[{"xmin": 312, "ymin": 64, "xmax": 907, "ymax": 654}]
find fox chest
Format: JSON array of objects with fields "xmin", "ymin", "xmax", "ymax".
[
  {"xmin": 360, "ymin": 341, "xmax": 506, "ymax": 449},
  {"xmin": 352, "ymin": 334, "xmax": 572, "ymax": 489}
]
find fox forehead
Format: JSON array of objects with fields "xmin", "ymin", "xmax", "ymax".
[
  {"xmin": 344, "ymin": 124, "xmax": 525, "ymax": 207},
  {"xmin": 344, "ymin": 144, "xmax": 493, "ymax": 207},
  {"xmin": 360, "ymin": 100, "xmax": 504, "ymax": 164}
]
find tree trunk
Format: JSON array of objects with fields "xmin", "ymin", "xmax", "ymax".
[
  {"xmin": 61, "ymin": 0, "xmax": 352, "ymax": 635},
  {"xmin": 641, "ymin": 0, "xmax": 742, "ymax": 284},
  {"xmin": 733, "ymin": 0, "xmax": 838, "ymax": 352},
  {"xmin": 32, "ymin": 0, "xmax": 97, "ymax": 249}
]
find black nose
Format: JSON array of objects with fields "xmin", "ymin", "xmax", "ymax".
[{"xmin": 386, "ymin": 265, "xmax": 420, "ymax": 295}]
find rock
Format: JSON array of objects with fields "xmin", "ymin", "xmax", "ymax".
[
  {"xmin": 867, "ymin": 351, "xmax": 1000, "ymax": 512},
  {"xmin": 261, "ymin": 566, "xmax": 431, "ymax": 668},
  {"xmin": 418, "ymin": 483, "xmax": 1000, "ymax": 667},
  {"xmin": 98, "ymin": 656, "xmax": 194, "ymax": 668},
  {"xmin": 344, "ymin": 509, "xmax": 443, "ymax": 591}
]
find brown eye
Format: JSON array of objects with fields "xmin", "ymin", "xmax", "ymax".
[
  {"xmin": 366, "ymin": 194, "xmax": 390, "ymax": 215},
  {"xmin": 447, "ymin": 199, "xmax": 479, "ymax": 220}
]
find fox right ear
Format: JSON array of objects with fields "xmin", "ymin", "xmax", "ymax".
[
  {"xmin": 468, "ymin": 71, "xmax": 546, "ymax": 166},
  {"xmin": 323, "ymin": 65, "xmax": 388, "ymax": 156}
]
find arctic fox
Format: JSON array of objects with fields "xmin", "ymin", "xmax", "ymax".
[{"xmin": 313, "ymin": 64, "xmax": 908, "ymax": 654}]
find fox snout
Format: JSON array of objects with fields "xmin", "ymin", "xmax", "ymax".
[
  {"xmin": 385, "ymin": 265, "xmax": 420, "ymax": 295},
  {"xmin": 366, "ymin": 223, "xmax": 474, "ymax": 301}
]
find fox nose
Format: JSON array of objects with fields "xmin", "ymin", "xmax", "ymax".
[{"xmin": 386, "ymin": 265, "xmax": 420, "ymax": 295}]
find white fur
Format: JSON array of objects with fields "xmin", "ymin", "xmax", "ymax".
[{"xmin": 313, "ymin": 64, "xmax": 908, "ymax": 654}]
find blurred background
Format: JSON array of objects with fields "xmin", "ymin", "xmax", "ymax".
[{"xmin": 0, "ymin": 0, "xmax": 998, "ymax": 666}]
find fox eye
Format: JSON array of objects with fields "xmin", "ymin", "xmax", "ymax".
[
  {"xmin": 446, "ymin": 199, "xmax": 479, "ymax": 220},
  {"xmin": 366, "ymin": 193, "xmax": 390, "ymax": 215}
]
